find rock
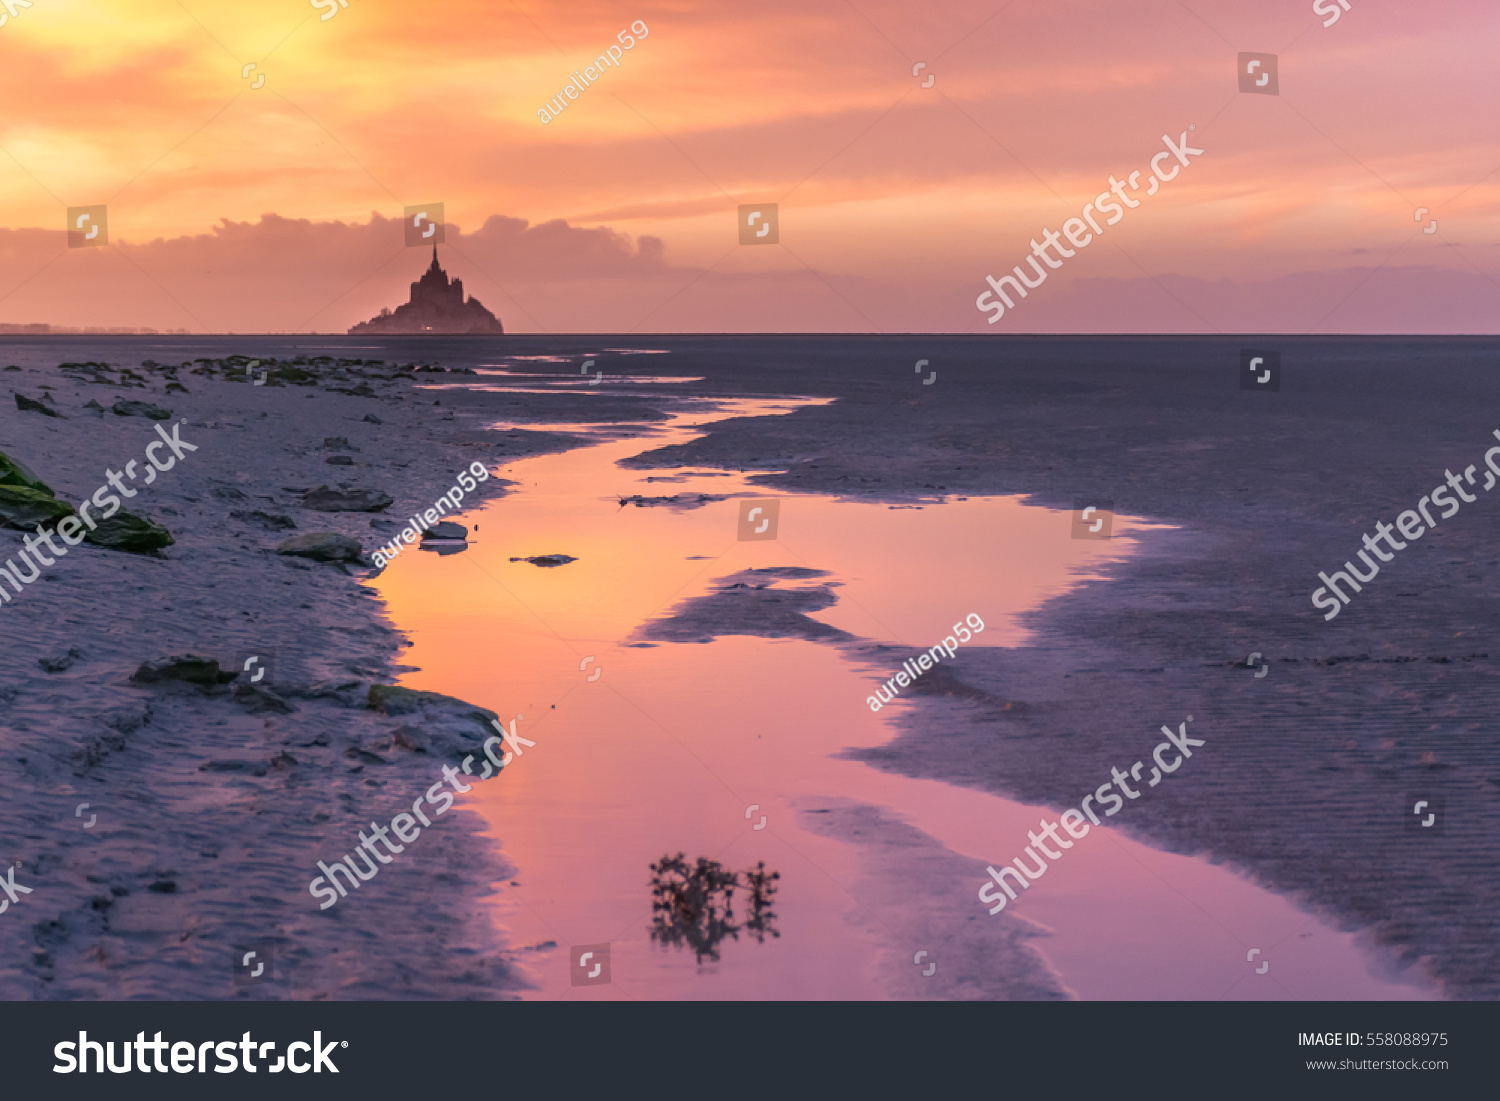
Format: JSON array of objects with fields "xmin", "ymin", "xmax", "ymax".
[
  {"xmin": 345, "ymin": 744, "xmax": 388, "ymax": 765},
  {"xmin": 0, "ymin": 450, "xmax": 55, "ymax": 495},
  {"xmin": 301, "ymin": 485, "xmax": 393, "ymax": 512},
  {"xmin": 83, "ymin": 399, "xmax": 105, "ymax": 418},
  {"xmin": 618, "ymin": 493, "xmax": 726, "ymax": 510},
  {"xmin": 283, "ymin": 679, "xmax": 366, "ymax": 708},
  {"xmin": 111, "ymin": 399, "xmax": 172, "ymax": 420},
  {"xmin": 285, "ymin": 678, "xmax": 370, "ymax": 711},
  {"xmin": 15, "ymin": 393, "xmax": 62, "ymax": 417},
  {"xmin": 269, "ymin": 366, "xmax": 317, "ymax": 385},
  {"xmin": 323, "ymin": 437, "xmax": 356, "ymax": 451},
  {"xmin": 367, "ymin": 684, "xmax": 503, "ymax": 763},
  {"xmin": 131, "ymin": 655, "xmax": 234, "ymax": 687},
  {"xmin": 510, "ymin": 554, "xmax": 577, "ymax": 567},
  {"xmin": 368, "ymin": 684, "xmax": 472, "ymax": 717},
  {"xmin": 85, "ymin": 511, "xmax": 174, "ymax": 553},
  {"xmin": 326, "ymin": 456, "xmax": 355, "ymax": 465},
  {"xmin": 199, "ymin": 760, "xmax": 268, "ymax": 776},
  {"xmin": 232, "ymin": 684, "xmax": 296, "ymax": 714},
  {"xmin": 230, "ymin": 509, "xmax": 296, "ymax": 531},
  {"xmin": 38, "ymin": 647, "xmax": 83, "ymax": 672},
  {"xmin": 275, "ymin": 532, "xmax": 363, "ymax": 562},
  {"xmin": 390, "ymin": 725, "xmax": 431, "ymax": 752},
  {"xmin": 0, "ymin": 484, "xmax": 76, "ymax": 528},
  {"xmin": 421, "ymin": 542, "xmax": 468, "ymax": 556},
  {"xmin": 363, "ymin": 414, "xmax": 383, "ymax": 424},
  {"xmin": 211, "ymin": 485, "xmax": 248, "ymax": 500},
  {"xmin": 99, "ymin": 704, "xmax": 150, "ymax": 736},
  {"xmin": 421, "ymin": 521, "xmax": 467, "ymax": 540}
]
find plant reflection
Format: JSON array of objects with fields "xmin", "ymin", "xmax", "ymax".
[{"xmin": 648, "ymin": 853, "xmax": 780, "ymax": 964}]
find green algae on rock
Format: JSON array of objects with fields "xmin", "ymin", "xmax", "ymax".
[{"xmin": 85, "ymin": 511, "xmax": 175, "ymax": 553}]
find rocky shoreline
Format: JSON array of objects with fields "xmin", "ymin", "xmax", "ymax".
[{"xmin": 0, "ymin": 349, "xmax": 586, "ymax": 999}]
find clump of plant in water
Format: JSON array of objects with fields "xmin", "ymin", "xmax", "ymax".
[{"xmin": 648, "ymin": 854, "xmax": 780, "ymax": 964}]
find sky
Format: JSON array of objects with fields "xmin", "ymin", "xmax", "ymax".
[{"xmin": 0, "ymin": 0, "xmax": 1497, "ymax": 334}]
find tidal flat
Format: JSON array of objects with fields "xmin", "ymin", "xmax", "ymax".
[{"xmin": 0, "ymin": 334, "xmax": 1492, "ymax": 1000}]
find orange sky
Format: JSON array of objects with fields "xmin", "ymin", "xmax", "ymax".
[{"xmin": 1, "ymin": 0, "xmax": 1497, "ymax": 333}]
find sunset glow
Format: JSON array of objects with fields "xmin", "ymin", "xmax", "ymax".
[{"xmin": 3, "ymin": 0, "xmax": 1497, "ymax": 332}]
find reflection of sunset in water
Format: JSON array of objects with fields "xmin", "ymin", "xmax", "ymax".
[{"xmin": 366, "ymin": 397, "xmax": 1436, "ymax": 1002}]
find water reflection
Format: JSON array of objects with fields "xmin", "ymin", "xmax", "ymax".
[
  {"xmin": 648, "ymin": 854, "xmax": 781, "ymax": 965},
  {"xmin": 382, "ymin": 394, "xmax": 1434, "ymax": 1000}
]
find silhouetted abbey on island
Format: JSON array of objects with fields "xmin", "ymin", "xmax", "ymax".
[{"xmin": 348, "ymin": 247, "xmax": 504, "ymax": 335}]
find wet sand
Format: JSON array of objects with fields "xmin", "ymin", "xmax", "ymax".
[
  {"xmin": 3, "ymin": 333, "xmax": 1494, "ymax": 1000},
  {"xmin": 600, "ymin": 334, "xmax": 1500, "ymax": 999},
  {"xmin": 0, "ymin": 341, "xmax": 578, "ymax": 999}
]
